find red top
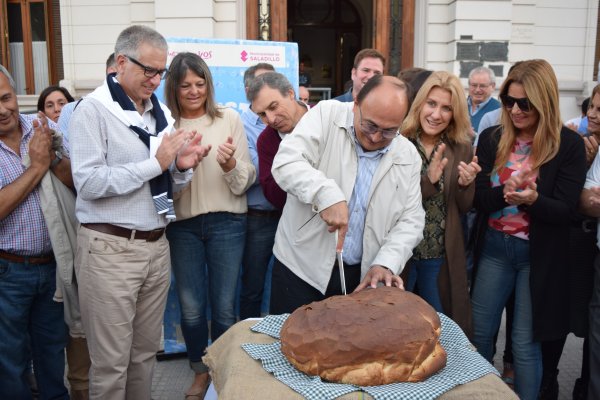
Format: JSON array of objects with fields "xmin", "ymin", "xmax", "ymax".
[{"xmin": 257, "ymin": 125, "xmax": 286, "ymax": 210}]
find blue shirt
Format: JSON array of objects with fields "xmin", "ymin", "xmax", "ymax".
[
  {"xmin": 579, "ymin": 116, "xmax": 589, "ymax": 134},
  {"xmin": 57, "ymin": 101, "xmax": 77, "ymax": 146},
  {"xmin": 343, "ymin": 128, "xmax": 389, "ymax": 264},
  {"xmin": 241, "ymin": 107, "xmax": 276, "ymax": 210},
  {"xmin": 468, "ymin": 96, "xmax": 501, "ymax": 132}
]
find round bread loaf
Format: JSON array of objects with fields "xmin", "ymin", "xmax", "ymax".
[{"xmin": 280, "ymin": 287, "xmax": 447, "ymax": 386}]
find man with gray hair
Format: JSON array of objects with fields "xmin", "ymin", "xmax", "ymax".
[
  {"xmin": 69, "ymin": 25, "xmax": 209, "ymax": 398},
  {"xmin": 467, "ymin": 66, "xmax": 500, "ymax": 133},
  {"xmin": 0, "ymin": 64, "xmax": 72, "ymax": 399}
]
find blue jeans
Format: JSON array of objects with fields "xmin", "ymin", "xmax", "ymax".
[
  {"xmin": 166, "ymin": 212, "xmax": 246, "ymax": 372},
  {"xmin": 471, "ymin": 228, "xmax": 542, "ymax": 400},
  {"xmin": 405, "ymin": 257, "xmax": 444, "ymax": 312},
  {"xmin": 0, "ymin": 259, "xmax": 68, "ymax": 400},
  {"xmin": 239, "ymin": 213, "xmax": 279, "ymax": 319}
]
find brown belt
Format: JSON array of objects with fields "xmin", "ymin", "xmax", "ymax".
[
  {"xmin": 82, "ymin": 223, "xmax": 165, "ymax": 242},
  {"xmin": 0, "ymin": 250, "xmax": 55, "ymax": 265},
  {"xmin": 247, "ymin": 208, "xmax": 282, "ymax": 218}
]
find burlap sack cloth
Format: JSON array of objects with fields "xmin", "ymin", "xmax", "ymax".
[{"xmin": 203, "ymin": 320, "xmax": 518, "ymax": 400}]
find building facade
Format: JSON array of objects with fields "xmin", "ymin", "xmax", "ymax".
[{"xmin": 1, "ymin": 0, "xmax": 598, "ymax": 118}]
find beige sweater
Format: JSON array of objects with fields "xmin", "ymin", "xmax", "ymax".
[{"xmin": 175, "ymin": 107, "xmax": 256, "ymax": 219}]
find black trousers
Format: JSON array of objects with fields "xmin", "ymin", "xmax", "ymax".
[
  {"xmin": 269, "ymin": 257, "xmax": 361, "ymax": 315},
  {"xmin": 589, "ymin": 252, "xmax": 600, "ymax": 399}
]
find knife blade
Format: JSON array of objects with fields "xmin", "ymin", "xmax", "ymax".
[{"xmin": 335, "ymin": 230, "xmax": 347, "ymax": 295}]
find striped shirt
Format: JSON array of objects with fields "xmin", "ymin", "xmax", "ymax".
[
  {"xmin": 343, "ymin": 128, "xmax": 389, "ymax": 264},
  {"xmin": 0, "ymin": 114, "xmax": 65, "ymax": 255}
]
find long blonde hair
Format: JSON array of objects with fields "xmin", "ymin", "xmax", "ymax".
[
  {"xmin": 494, "ymin": 59, "xmax": 561, "ymax": 172},
  {"xmin": 401, "ymin": 70, "xmax": 471, "ymax": 145}
]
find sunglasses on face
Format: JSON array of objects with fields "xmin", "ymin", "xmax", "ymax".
[
  {"xmin": 500, "ymin": 94, "xmax": 532, "ymax": 112},
  {"xmin": 126, "ymin": 56, "xmax": 169, "ymax": 80},
  {"xmin": 358, "ymin": 106, "xmax": 400, "ymax": 139}
]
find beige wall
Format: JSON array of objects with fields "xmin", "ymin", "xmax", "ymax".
[
  {"xmin": 58, "ymin": 0, "xmax": 599, "ymax": 119},
  {"xmin": 423, "ymin": 0, "xmax": 599, "ymax": 120},
  {"xmin": 59, "ymin": 0, "xmax": 242, "ymax": 96}
]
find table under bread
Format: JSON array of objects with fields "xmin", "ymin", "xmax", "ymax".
[{"xmin": 203, "ymin": 315, "xmax": 518, "ymax": 400}]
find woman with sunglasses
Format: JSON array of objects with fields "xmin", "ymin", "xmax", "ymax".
[
  {"xmin": 163, "ymin": 52, "xmax": 256, "ymax": 399},
  {"xmin": 471, "ymin": 59, "xmax": 586, "ymax": 400},
  {"xmin": 401, "ymin": 71, "xmax": 480, "ymax": 336}
]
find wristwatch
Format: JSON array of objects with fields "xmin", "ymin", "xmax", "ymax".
[{"xmin": 50, "ymin": 150, "xmax": 63, "ymax": 168}]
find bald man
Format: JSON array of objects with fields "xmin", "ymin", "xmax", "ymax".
[{"xmin": 269, "ymin": 75, "xmax": 425, "ymax": 313}]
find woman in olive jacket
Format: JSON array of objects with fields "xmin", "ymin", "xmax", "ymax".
[{"xmin": 401, "ymin": 71, "xmax": 480, "ymax": 338}]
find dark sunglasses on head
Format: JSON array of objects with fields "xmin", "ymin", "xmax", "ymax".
[{"xmin": 500, "ymin": 94, "xmax": 532, "ymax": 112}]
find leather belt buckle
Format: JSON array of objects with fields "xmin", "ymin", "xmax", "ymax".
[{"xmin": 145, "ymin": 229, "xmax": 165, "ymax": 242}]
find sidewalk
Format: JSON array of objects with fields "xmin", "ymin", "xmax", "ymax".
[{"xmin": 151, "ymin": 313, "xmax": 586, "ymax": 399}]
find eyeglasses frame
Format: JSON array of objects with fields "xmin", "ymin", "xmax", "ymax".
[
  {"xmin": 126, "ymin": 55, "xmax": 169, "ymax": 80},
  {"xmin": 358, "ymin": 106, "xmax": 400, "ymax": 139}
]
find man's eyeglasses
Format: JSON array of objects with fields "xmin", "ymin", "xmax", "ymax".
[
  {"xmin": 127, "ymin": 56, "xmax": 168, "ymax": 80},
  {"xmin": 358, "ymin": 106, "xmax": 399, "ymax": 139},
  {"xmin": 469, "ymin": 83, "xmax": 491, "ymax": 90},
  {"xmin": 500, "ymin": 94, "xmax": 532, "ymax": 113}
]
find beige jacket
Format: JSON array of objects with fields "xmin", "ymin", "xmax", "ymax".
[
  {"xmin": 24, "ymin": 154, "xmax": 83, "ymax": 337},
  {"xmin": 272, "ymin": 100, "xmax": 425, "ymax": 294}
]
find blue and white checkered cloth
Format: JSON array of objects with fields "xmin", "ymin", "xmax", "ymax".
[{"xmin": 242, "ymin": 313, "xmax": 498, "ymax": 400}]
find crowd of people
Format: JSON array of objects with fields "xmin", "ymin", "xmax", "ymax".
[{"xmin": 1, "ymin": 23, "xmax": 599, "ymax": 400}]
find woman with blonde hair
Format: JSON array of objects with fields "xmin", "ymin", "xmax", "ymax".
[
  {"xmin": 401, "ymin": 70, "xmax": 480, "ymax": 336},
  {"xmin": 164, "ymin": 52, "xmax": 256, "ymax": 398},
  {"xmin": 471, "ymin": 59, "xmax": 586, "ymax": 400}
]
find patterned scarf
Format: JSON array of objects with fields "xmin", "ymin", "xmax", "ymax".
[{"xmin": 104, "ymin": 73, "xmax": 175, "ymax": 219}]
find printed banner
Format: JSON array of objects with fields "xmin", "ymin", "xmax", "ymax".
[{"xmin": 158, "ymin": 37, "xmax": 299, "ymax": 115}]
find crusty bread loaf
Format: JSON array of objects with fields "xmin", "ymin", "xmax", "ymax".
[{"xmin": 280, "ymin": 287, "xmax": 447, "ymax": 386}]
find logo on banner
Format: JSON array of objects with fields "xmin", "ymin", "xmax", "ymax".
[{"xmin": 240, "ymin": 49, "xmax": 281, "ymax": 63}]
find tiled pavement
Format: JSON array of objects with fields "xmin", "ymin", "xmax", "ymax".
[{"xmin": 151, "ymin": 313, "xmax": 586, "ymax": 400}]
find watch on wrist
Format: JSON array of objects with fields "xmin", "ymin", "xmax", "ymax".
[{"xmin": 50, "ymin": 150, "xmax": 63, "ymax": 168}]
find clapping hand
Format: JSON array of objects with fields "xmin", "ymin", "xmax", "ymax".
[
  {"xmin": 216, "ymin": 136, "xmax": 237, "ymax": 172},
  {"xmin": 426, "ymin": 143, "xmax": 448, "ymax": 185},
  {"xmin": 176, "ymin": 131, "xmax": 211, "ymax": 170},
  {"xmin": 156, "ymin": 129, "xmax": 191, "ymax": 171},
  {"xmin": 503, "ymin": 167, "xmax": 538, "ymax": 206},
  {"xmin": 29, "ymin": 112, "xmax": 54, "ymax": 171},
  {"xmin": 457, "ymin": 156, "xmax": 481, "ymax": 187}
]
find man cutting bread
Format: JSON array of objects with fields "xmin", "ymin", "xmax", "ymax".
[{"xmin": 269, "ymin": 75, "xmax": 425, "ymax": 314}]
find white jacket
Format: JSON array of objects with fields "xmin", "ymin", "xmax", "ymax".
[{"xmin": 272, "ymin": 100, "xmax": 425, "ymax": 294}]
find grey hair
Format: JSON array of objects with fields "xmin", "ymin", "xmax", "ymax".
[
  {"xmin": 247, "ymin": 72, "xmax": 294, "ymax": 102},
  {"xmin": 468, "ymin": 66, "xmax": 496, "ymax": 83},
  {"xmin": 0, "ymin": 65, "xmax": 16, "ymax": 90},
  {"xmin": 114, "ymin": 25, "xmax": 167, "ymax": 58}
]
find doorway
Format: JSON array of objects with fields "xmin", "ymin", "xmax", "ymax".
[{"xmin": 287, "ymin": 0, "xmax": 370, "ymax": 97}]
